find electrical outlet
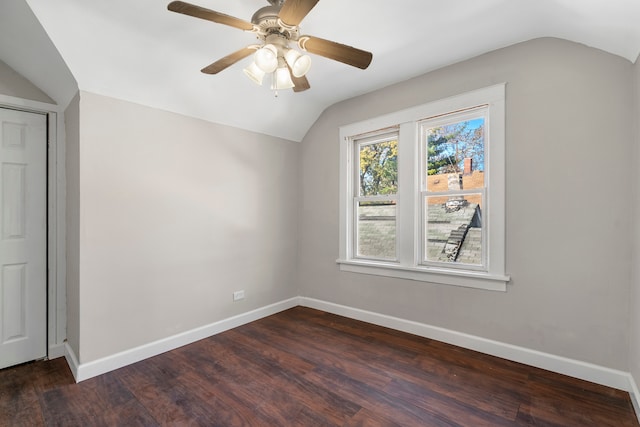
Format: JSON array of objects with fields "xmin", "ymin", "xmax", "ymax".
[{"xmin": 233, "ymin": 290, "xmax": 245, "ymax": 301}]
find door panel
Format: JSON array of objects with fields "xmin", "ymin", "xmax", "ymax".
[
  {"xmin": 0, "ymin": 108, "xmax": 46, "ymax": 369},
  {"xmin": 2, "ymin": 264, "xmax": 27, "ymax": 341},
  {"xmin": 3, "ymin": 163, "xmax": 26, "ymax": 238}
]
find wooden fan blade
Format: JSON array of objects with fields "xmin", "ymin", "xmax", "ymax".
[
  {"xmin": 285, "ymin": 63, "xmax": 310, "ymax": 92},
  {"xmin": 168, "ymin": 1, "xmax": 254, "ymax": 31},
  {"xmin": 292, "ymin": 75, "xmax": 310, "ymax": 92},
  {"xmin": 298, "ymin": 35, "xmax": 372, "ymax": 69},
  {"xmin": 278, "ymin": 0, "xmax": 319, "ymax": 26},
  {"xmin": 201, "ymin": 46, "xmax": 256, "ymax": 74}
]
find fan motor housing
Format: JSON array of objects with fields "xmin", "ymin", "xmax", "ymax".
[
  {"xmin": 251, "ymin": 5, "xmax": 300, "ymax": 41},
  {"xmin": 251, "ymin": 5, "xmax": 279, "ymax": 23}
]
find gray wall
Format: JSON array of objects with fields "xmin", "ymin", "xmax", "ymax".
[
  {"xmin": 631, "ymin": 55, "xmax": 640, "ymax": 388},
  {"xmin": 65, "ymin": 92, "xmax": 81, "ymax": 359},
  {"xmin": 0, "ymin": 59, "xmax": 53, "ymax": 103},
  {"xmin": 72, "ymin": 91, "xmax": 299, "ymax": 363},
  {"xmin": 299, "ymin": 38, "xmax": 634, "ymax": 370}
]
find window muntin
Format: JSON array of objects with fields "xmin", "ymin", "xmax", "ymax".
[
  {"xmin": 354, "ymin": 133, "xmax": 398, "ymax": 261},
  {"xmin": 420, "ymin": 108, "xmax": 487, "ymax": 269}
]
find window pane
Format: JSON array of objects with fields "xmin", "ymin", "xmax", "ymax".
[
  {"xmin": 359, "ymin": 139, "xmax": 398, "ymax": 196},
  {"xmin": 357, "ymin": 201, "xmax": 396, "ymax": 260},
  {"xmin": 424, "ymin": 194, "xmax": 482, "ymax": 265},
  {"xmin": 426, "ymin": 118, "xmax": 484, "ymax": 191}
]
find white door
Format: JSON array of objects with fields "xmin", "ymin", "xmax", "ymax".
[{"xmin": 0, "ymin": 107, "xmax": 47, "ymax": 369}]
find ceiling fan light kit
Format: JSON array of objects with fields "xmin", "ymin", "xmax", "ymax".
[
  {"xmin": 254, "ymin": 43, "xmax": 279, "ymax": 73},
  {"xmin": 167, "ymin": 0, "xmax": 373, "ymax": 94},
  {"xmin": 285, "ymin": 49, "xmax": 311, "ymax": 78},
  {"xmin": 243, "ymin": 61, "xmax": 266, "ymax": 85},
  {"xmin": 273, "ymin": 64, "xmax": 296, "ymax": 90}
]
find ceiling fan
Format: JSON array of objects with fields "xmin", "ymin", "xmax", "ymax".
[{"xmin": 167, "ymin": 0, "xmax": 373, "ymax": 93}]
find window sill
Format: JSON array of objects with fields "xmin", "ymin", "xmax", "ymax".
[{"xmin": 336, "ymin": 259, "xmax": 510, "ymax": 291}]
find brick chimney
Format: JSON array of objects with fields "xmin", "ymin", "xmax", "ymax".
[{"xmin": 463, "ymin": 158, "xmax": 473, "ymax": 175}]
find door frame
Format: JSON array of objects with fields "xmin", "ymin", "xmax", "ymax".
[{"xmin": 0, "ymin": 93, "xmax": 66, "ymax": 359}]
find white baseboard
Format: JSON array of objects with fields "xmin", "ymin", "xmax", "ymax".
[
  {"xmin": 67, "ymin": 297, "xmax": 300, "ymax": 382},
  {"xmin": 47, "ymin": 343, "xmax": 66, "ymax": 360},
  {"xmin": 299, "ymin": 297, "xmax": 633, "ymax": 392},
  {"xmin": 60, "ymin": 292, "xmax": 638, "ymax": 423},
  {"xmin": 64, "ymin": 342, "xmax": 80, "ymax": 379},
  {"xmin": 629, "ymin": 374, "xmax": 640, "ymax": 424}
]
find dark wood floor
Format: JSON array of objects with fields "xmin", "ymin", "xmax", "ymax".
[{"xmin": 1, "ymin": 307, "xmax": 638, "ymax": 426}]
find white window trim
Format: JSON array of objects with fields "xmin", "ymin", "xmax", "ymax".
[{"xmin": 338, "ymin": 84, "xmax": 510, "ymax": 291}]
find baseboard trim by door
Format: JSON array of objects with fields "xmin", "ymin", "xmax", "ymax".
[
  {"xmin": 47, "ymin": 343, "xmax": 66, "ymax": 360},
  {"xmin": 299, "ymin": 297, "xmax": 632, "ymax": 393},
  {"xmin": 65, "ymin": 297, "xmax": 300, "ymax": 382}
]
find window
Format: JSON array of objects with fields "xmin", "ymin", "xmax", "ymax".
[
  {"xmin": 338, "ymin": 84, "xmax": 509, "ymax": 291},
  {"xmin": 355, "ymin": 131, "xmax": 398, "ymax": 261},
  {"xmin": 421, "ymin": 108, "xmax": 486, "ymax": 269}
]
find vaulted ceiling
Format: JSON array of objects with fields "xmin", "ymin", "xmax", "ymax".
[{"xmin": 3, "ymin": 0, "xmax": 640, "ymax": 141}]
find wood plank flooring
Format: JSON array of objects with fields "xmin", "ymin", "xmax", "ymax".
[{"xmin": 1, "ymin": 306, "xmax": 638, "ymax": 426}]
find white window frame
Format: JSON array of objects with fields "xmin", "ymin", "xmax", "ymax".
[
  {"xmin": 419, "ymin": 106, "xmax": 488, "ymax": 271},
  {"xmin": 353, "ymin": 130, "xmax": 399, "ymax": 262},
  {"xmin": 338, "ymin": 84, "xmax": 510, "ymax": 291}
]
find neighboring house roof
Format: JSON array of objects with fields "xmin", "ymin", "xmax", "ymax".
[
  {"xmin": 357, "ymin": 200, "xmax": 482, "ymax": 265},
  {"xmin": 427, "ymin": 170, "xmax": 484, "ymax": 207},
  {"xmin": 426, "ymin": 202, "xmax": 482, "ymax": 265}
]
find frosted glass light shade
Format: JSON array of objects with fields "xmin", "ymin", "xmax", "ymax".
[
  {"xmin": 271, "ymin": 67, "xmax": 295, "ymax": 90},
  {"xmin": 255, "ymin": 44, "xmax": 278, "ymax": 73},
  {"xmin": 284, "ymin": 49, "xmax": 311, "ymax": 77},
  {"xmin": 243, "ymin": 61, "xmax": 265, "ymax": 85}
]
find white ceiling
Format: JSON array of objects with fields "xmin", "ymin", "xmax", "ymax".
[{"xmin": 12, "ymin": 0, "xmax": 640, "ymax": 141}]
